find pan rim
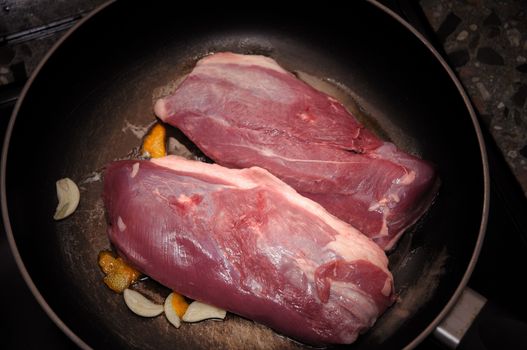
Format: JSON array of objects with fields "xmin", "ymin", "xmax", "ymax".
[
  {"xmin": 1, "ymin": 1, "xmax": 490, "ymax": 349},
  {"xmin": 0, "ymin": 1, "xmax": 116, "ymax": 350},
  {"xmin": 366, "ymin": 0, "xmax": 490, "ymax": 349}
]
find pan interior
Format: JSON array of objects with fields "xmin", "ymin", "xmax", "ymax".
[{"xmin": 3, "ymin": 2, "xmax": 485, "ymax": 349}]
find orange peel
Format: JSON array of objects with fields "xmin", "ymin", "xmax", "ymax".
[{"xmin": 142, "ymin": 123, "xmax": 166, "ymax": 158}]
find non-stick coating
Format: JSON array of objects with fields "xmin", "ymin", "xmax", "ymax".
[{"xmin": 2, "ymin": 2, "xmax": 487, "ymax": 349}]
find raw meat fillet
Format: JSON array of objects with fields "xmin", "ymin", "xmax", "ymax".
[
  {"xmin": 103, "ymin": 156, "xmax": 394, "ymax": 345},
  {"xmin": 154, "ymin": 52, "xmax": 439, "ymax": 250}
]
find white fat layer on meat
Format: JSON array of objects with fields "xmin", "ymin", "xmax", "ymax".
[
  {"xmin": 368, "ymin": 202, "xmax": 390, "ymax": 238},
  {"xmin": 380, "ymin": 227, "xmax": 408, "ymax": 251},
  {"xmin": 290, "ymin": 258, "xmax": 316, "ymax": 288},
  {"xmin": 369, "ymin": 190, "xmax": 407, "ymax": 238},
  {"xmin": 284, "ymin": 258, "xmax": 314, "ymax": 290},
  {"xmin": 292, "ymin": 256, "xmax": 385, "ymax": 325},
  {"xmin": 259, "ymin": 147, "xmax": 275, "ymax": 158},
  {"xmin": 331, "ymin": 280, "xmax": 379, "ymax": 321},
  {"xmin": 131, "ymin": 162, "xmax": 140, "ymax": 178},
  {"xmin": 382, "ymin": 278, "xmax": 392, "ymax": 297},
  {"xmin": 369, "ymin": 173, "xmax": 425, "ymax": 247},
  {"xmin": 117, "ymin": 216, "xmax": 127, "ymax": 232},
  {"xmin": 224, "ymin": 142, "xmax": 361, "ymax": 165},
  {"xmin": 176, "ymin": 194, "xmax": 194, "ymax": 205},
  {"xmin": 294, "ymin": 258, "xmax": 380, "ymax": 322},
  {"xmin": 152, "ymin": 156, "xmax": 273, "ymax": 192},
  {"xmin": 394, "ymin": 170, "xmax": 416, "ymax": 185},
  {"xmin": 154, "ymin": 99, "xmax": 168, "ymax": 120},
  {"xmin": 151, "ymin": 156, "xmax": 390, "ymax": 272},
  {"xmin": 295, "ymin": 258, "xmax": 317, "ymax": 271},
  {"xmin": 325, "ymin": 233, "xmax": 389, "ymax": 272},
  {"xmin": 298, "ymin": 112, "xmax": 316, "ymax": 123},
  {"xmin": 198, "ymin": 52, "xmax": 289, "ymax": 74},
  {"xmin": 379, "ymin": 211, "xmax": 389, "ymax": 237},
  {"xmin": 152, "ymin": 188, "xmax": 167, "ymax": 202},
  {"xmin": 368, "ymin": 202, "xmax": 380, "ymax": 212},
  {"xmin": 196, "ymin": 65, "xmax": 295, "ymax": 104},
  {"xmin": 244, "ymin": 277, "xmax": 264, "ymax": 295},
  {"xmin": 208, "ymin": 115, "xmax": 231, "ymax": 127}
]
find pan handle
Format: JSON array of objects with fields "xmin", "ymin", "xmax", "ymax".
[
  {"xmin": 435, "ymin": 287, "xmax": 527, "ymax": 349},
  {"xmin": 433, "ymin": 288, "xmax": 486, "ymax": 348}
]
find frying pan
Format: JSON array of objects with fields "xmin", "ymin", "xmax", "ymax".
[{"xmin": 1, "ymin": 1, "xmax": 489, "ymax": 349}]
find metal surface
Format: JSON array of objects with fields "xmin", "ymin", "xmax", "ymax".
[
  {"xmin": 1, "ymin": 1, "xmax": 489, "ymax": 349},
  {"xmin": 434, "ymin": 288, "xmax": 487, "ymax": 348}
]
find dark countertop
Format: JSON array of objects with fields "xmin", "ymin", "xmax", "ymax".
[{"xmin": 421, "ymin": 0, "xmax": 527, "ymax": 196}]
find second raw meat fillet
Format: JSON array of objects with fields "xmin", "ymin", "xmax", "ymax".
[
  {"xmin": 103, "ymin": 156, "xmax": 394, "ymax": 345},
  {"xmin": 154, "ymin": 52, "xmax": 439, "ymax": 250}
]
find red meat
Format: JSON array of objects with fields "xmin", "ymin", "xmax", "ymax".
[
  {"xmin": 154, "ymin": 52, "xmax": 438, "ymax": 250},
  {"xmin": 103, "ymin": 156, "xmax": 394, "ymax": 344}
]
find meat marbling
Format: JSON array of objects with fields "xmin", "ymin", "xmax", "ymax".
[
  {"xmin": 154, "ymin": 52, "xmax": 439, "ymax": 250},
  {"xmin": 103, "ymin": 156, "xmax": 394, "ymax": 345}
]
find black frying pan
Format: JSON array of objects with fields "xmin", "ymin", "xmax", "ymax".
[{"xmin": 1, "ymin": 1, "xmax": 489, "ymax": 349}]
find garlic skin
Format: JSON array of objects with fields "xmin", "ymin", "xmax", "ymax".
[
  {"xmin": 164, "ymin": 293, "xmax": 182, "ymax": 328},
  {"xmin": 53, "ymin": 178, "xmax": 80, "ymax": 220},
  {"xmin": 123, "ymin": 288, "xmax": 163, "ymax": 317},
  {"xmin": 182, "ymin": 301, "xmax": 226, "ymax": 322}
]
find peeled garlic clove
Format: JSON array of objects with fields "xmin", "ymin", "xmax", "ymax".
[
  {"xmin": 123, "ymin": 288, "xmax": 163, "ymax": 317},
  {"xmin": 53, "ymin": 178, "xmax": 80, "ymax": 220},
  {"xmin": 164, "ymin": 292, "xmax": 181, "ymax": 328},
  {"xmin": 182, "ymin": 301, "xmax": 226, "ymax": 323}
]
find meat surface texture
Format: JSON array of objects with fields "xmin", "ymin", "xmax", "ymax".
[
  {"xmin": 103, "ymin": 156, "xmax": 394, "ymax": 345},
  {"xmin": 154, "ymin": 52, "xmax": 439, "ymax": 250}
]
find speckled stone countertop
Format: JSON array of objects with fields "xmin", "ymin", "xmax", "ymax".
[
  {"xmin": 1, "ymin": 0, "xmax": 526, "ymax": 196},
  {"xmin": 421, "ymin": 0, "xmax": 527, "ymax": 196}
]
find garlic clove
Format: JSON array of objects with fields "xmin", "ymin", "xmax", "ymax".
[
  {"xmin": 53, "ymin": 178, "xmax": 80, "ymax": 220},
  {"xmin": 164, "ymin": 292, "xmax": 181, "ymax": 328},
  {"xmin": 182, "ymin": 301, "xmax": 226, "ymax": 323},
  {"xmin": 123, "ymin": 288, "xmax": 163, "ymax": 317}
]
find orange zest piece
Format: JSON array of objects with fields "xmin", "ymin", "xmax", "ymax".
[
  {"xmin": 142, "ymin": 123, "xmax": 167, "ymax": 158},
  {"xmin": 98, "ymin": 250, "xmax": 141, "ymax": 293},
  {"xmin": 171, "ymin": 292, "xmax": 189, "ymax": 318},
  {"xmin": 98, "ymin": 250, "xmax": 116, "ymax": 274}
]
